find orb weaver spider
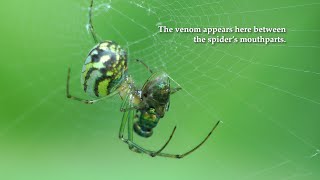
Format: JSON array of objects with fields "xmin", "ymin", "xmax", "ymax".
[{"xmin": 66, "ymin": 0, "xmax": 220, "ymax": 158}]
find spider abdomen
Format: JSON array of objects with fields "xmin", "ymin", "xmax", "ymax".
[{"xmin": 81, "ymin": 41, "xmax": 128, "ymax": 97}]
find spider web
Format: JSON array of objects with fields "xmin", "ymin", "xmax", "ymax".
[{"xmin": 1, "ymin": 0, "xmax": 320, "ymax": 179}]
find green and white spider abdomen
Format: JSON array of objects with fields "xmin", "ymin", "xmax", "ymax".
[{"xmin": 81, "ymin": 41, "xmax": 128, "ymax": 97}]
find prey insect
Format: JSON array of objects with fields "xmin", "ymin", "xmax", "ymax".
[{"xmin": 66, "ymin": 0, "xmax": 220, "ymax": 158}]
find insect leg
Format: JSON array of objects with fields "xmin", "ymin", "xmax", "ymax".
[
  {"xmin": 167, "ymin": 75, "xmax": 183, "ymax": 95},
  {"xmin": 120, "ymin": 107, "xmax": 138, "ymax": 112},
  {"xmin": 170, "ymin": 87, "xmax": 182, "ymax": 95},
  {"xmin": 165, "ymin": 78, "xmax": 182, "ymax": 112},
  {"xmin": 166, "ymin": 75, "xmax": 182, "ymax": 95}
]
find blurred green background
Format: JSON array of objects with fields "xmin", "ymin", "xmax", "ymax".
[{"xmin": 0, "ymin": 0, "xmax": 319, "ymax": 179}]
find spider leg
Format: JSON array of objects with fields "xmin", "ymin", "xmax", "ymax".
[
  {"xmin": 119, "ymin": 90, "xmax": 130, "ymax": 111},
  {"xmin": 121, "ymin": 126, "xmax": 177, "ymax": 157},
  {"xmin": 149, "ymin": 126, "xmax": 176, "ymax": 157},
  {"xmin": 66, "ymin": 68, "xmax": 116, "ymax": 104},
  {"xmin": 118, "ymin": 95, "xmax": 177, "ymax": 157},
  {"xmin": 126, "ymin": 106, "xmax": 135, "ymax": 151},
  {"xmin": 119, "ymin": 89, "xmax": 139, "ymax": 112},
  {"xmin": 140, "ymin": 120, "xmax": 221, "ymax": 159},
  {"xmin": 118, "ymin": 98, "xmax": 130, "ymax": 139},
  {"xmin": 119, "ymin": 93, "xmax": 138, "ymax": 151},
  {"xmin": 120, "ymin": 107, "xmax": 138, "ymax": 112},
  {"xmin": 89, "ymin": 0, "xmax": 99, "ymax": 43},
  {"xmin": 135, "ymin": 59, "xmax": 153, "ymax": 74}
]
